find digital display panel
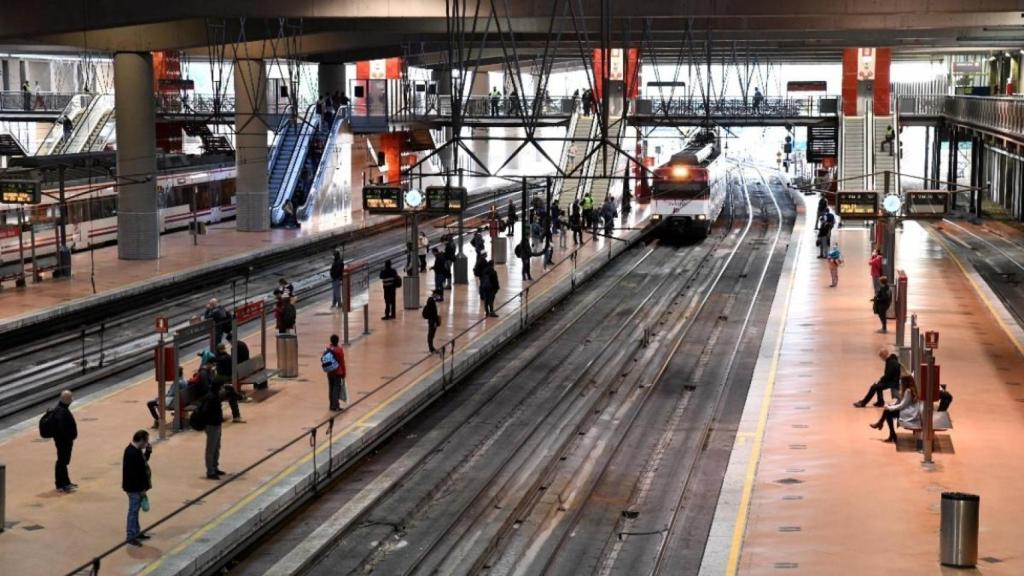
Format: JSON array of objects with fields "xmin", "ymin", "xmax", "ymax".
[
  {"xmin": 425, "ymin": 186, "xmax": 468, "ymax": 214},
  {"xmin": 836, "ymin": 191, "xmax": 878, "ymax": 219},
  {"xmin": 362, "ymin": 186, "xmax": 404, "ymax": 213}
]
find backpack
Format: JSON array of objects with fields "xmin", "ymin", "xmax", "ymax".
[
  {"xmin": 189, "ymin": 407, "xmax": 206, "ymax": 432},
  {"xmin": 321, "ymin": 348, "xmax": 340, "ymax": 373},
  {"xmin": 514, "ymin": 243, "xmax": 522, "ymax": 258},
  {"xmin": 39, "ymin": 409, "xmax": 56, "ymax": 439}
]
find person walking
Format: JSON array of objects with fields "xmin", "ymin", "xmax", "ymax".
[
  {"xmin": 871, "ymin": 275, "xmax": 892, "ymax": 333},
  {"xmin": 51, "ymin": 390, "xmax": 78, "ymax": 493},
  {"xmin": 423, "ymin": 290, "xmax": 442, "ymax": 353},
  {"xmin": 431, "ymin": 248, "xmax": 447, "ymax": 301},
  {"xmin": 517, "ymin": 240, "xmax": 533, "ymax": 281},
  {"xmin": 868, "ymin": 249, "xmax": 883, "ymax": 294},
  {"xmin": 379, "ymin": 259, "xmax": 400, "ymax": 320},
  {"xmin": 444, "ymin": 234, "xmax": 457, "ymax": 288},
  {"xmin": 417, "ymin": 231, "xmax": 429, "ymax": 271},
  {"xmin": 581, "ymin": 192, "xmax": 595, "ymax": 230},
  {"xmin": 570, "ymin": 201, "xmax": 583, "ymax": 245},
  {"xmin": 21, "ymin": 80, "xmax": 31, "ymax": 111},
  {"xmin": 826, "ymin": 244, "xmax": 844, "ymax": 287},
  {"xmin": 506, "ymin": 199, "xmax": 517, "ymax": 235},
  {"xmin": 200, "ymin": 386, "xmax": 225, "ymax": 480},
  {"xmin": 323, "ymin": 334, "xmax": 348, "ymax": 411},
  {"xmin": 816, "ymin": 208, "xmax": 834, "ymax": 258},
  {"xmin": 752, "ymin": 87, "xmax": 764, "ymax": 113},
  {"xmin": 330, "ymin": 250, "xmax": 344, "ymax": 308},
  {"xmin": 481, "ymin": 260, "xmax": 500, "ymax": 317},
  {"xmin": 122, "ymin": 430, "xmax": 153, "ymax": 546}
]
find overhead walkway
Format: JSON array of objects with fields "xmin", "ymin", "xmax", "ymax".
[{"xmin": 899, "ymin": 94, "xmax": 1024, "ymax": 147}]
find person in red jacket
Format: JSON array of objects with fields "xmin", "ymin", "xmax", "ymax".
[
  {"xmin": 325, "ymin": 334, "xmax": 348, "ymax": 411},
  {"xmin": 868, "ymin": 249, "xmax": 883, "ymax": 295}
]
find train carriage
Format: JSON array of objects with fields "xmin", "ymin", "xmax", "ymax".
[{"xmin": 650, "ymin": 131, "xmax": 729, "ymax": 237}]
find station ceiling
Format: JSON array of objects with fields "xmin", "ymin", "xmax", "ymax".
[{"xmin": 0, "ymin": 1, "xmax": 1022, "ymax": 64}]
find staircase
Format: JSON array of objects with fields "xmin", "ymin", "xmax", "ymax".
[
  {"xmin": 585, "ymin": 118, "xmax": 627, "ymax": 204},
  {"xmin": 556, "ymin": 114, "xmax": 596, "ymax": 207},
  {"xmin": 183, "ymin": 123, "xmax": 233, "ymax": 154},
  {"xmin": 871, "ymin": 115, "xmax": 898, "ymax": 192},
  {"xmin": 840, "ymin": 116, "xmax": 867, "ymax": 190}
]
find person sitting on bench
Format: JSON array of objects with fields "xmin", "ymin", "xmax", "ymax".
[
  {"xmin": 869, "ymin": 375, "xmax": 920, "ymax": 443},
  {"xmin": 853, "ymin": 348, "xmax": 902, "ymax": 407}
]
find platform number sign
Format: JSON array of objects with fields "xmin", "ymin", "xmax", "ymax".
[
  {"xmin": 155, "ymin": 316, "xmax": 169, "ymax": 334},
  {"xmin": 925, "ymin": 331, "xmax": 939, "ymax": 350}
]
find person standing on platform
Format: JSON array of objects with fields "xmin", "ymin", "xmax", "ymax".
[
  {"xmin": 418, "ymin": 232, "xmax": 429, "ymax": 271},
  {"xmin": 470, "ymin": 230, "xmax": 485, "ymax": 256},
  {"xmin": 871, "ymin": 276, "xmax": 892, "ymax": 333},
  {"xmin": 868, "ymin": 249, "xmax": 883, "ymax": 294},
  {"xmin": 816, "ymin": 207, "xmax": 834, "ymax": 258},
  {"xmin": 854, "ymin": 347, "xmax": 902, "ymax": 407},
  {"xmin": 481, "ymin": 260, "xmax": 500, "ymax": 317},
  {"xmin": 506, "ymin": 199, "xmax": 517, "ymax": 235},
  {"xmin": 431, "ymin": 248, "xmax": 447, "ymax": 301},
  {"xmin": 199, "ymin": 385, "xmax": 225, "ymax": 480},
  {"xmin": 323, "ymin": 334, "xmax": 348, "ymax": 411},
  {"xmin": 570, "ymin": 201, "xmax": 583, "ymax": 245},
  {"xmin": 815, "ymin": 195, "xmax": 827, "ymax": 230},
  {"xmin": 122, "ymin": 430, "xmax": 152, "ymax": 546},
  {"xmin": 826, "ymin": 244, "xmax": 844, "ymax": 287},
  {"xmin": 423, "ymin": 290, "xmax": 442, "ymax": 353},
  {"xmin": 330, "ymin": 250, "xmax": 345, "ymax": 308},
  {"xmin": 204, "ymin": 299, "xmax": 231, "ymax": 344},
  {"xmin": 581, "ymin": 192, "xmax": 595, "ymax": 230},
  {"xmin": 51, "ymin": 390, "xmax": 78, "ymax": 493},
  {"xmin": 379, "ymin": 259, "xmax": 400, "ymax": 320},
  {"xmin": 444, "ymin": 235, "xmax": 457, "ymax": 289},
  {"xmin": 274, "ymin": 295, "xmax": 296, "ymax": 334},
  {"xmin": 517, "ymin": 241, "xmax": 533, "ymax": 281}
]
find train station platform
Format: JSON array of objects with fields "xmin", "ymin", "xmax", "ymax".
[
  {"xmin": 702, "ymin": 197, "xmax": 1024, "ymax": 574},
  {"xmin": 0, "ymin": 207, "xmax": 382, "ymax": 329},
  {"xmin": 0, "ymin": 207, "xmax": 652, "ymax": 576}
]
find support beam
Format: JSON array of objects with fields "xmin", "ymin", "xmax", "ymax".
[
  {"xmin": 114, "ymin": 52, "xmax": 159, "ymax": 260},
  {"xmin": 235, "ymin": 58, "xmax": 270, "ymax": 232}
]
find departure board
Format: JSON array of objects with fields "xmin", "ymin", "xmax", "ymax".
[
  {"xmin": 0, "ymin": 180, "xmax": 41, "ymax": 204},
  {"xmin": 836, "ymin": 191, "xmax": 878, "ymax": 219},
  {"xmin": 425, "ymin": 186, "xmax": 468, "ymax": 214},
  {"xmin": 905, "ymin": 191, "xmax": 949, "ymax": 218},
  {"xmin": 362, "ymin": 186, "xmax": 404, "ymax": 213}
]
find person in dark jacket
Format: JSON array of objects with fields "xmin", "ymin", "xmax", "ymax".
[
  {"xmin": 330, "ymin": 250, "xmax": 344, "ymax": 308},
  {"xmin": 470, "ymin": 230, "xmax": 485, "ymax": 255},
  {"xmin": 444, "ymin": 235, "xmax": 457, "ymax": 288},
  {"xmin": 52, "ymin": 390, "xmax": 78, "ymax": 493},
  {"xmin": 379, "ymin": 259, "xmax": 400, "ymax": 320},
  {"xmin": 201, "ymin": 387, "xmax": 225, "ymax": 479},
  {"xmin": 570, "ymin": 201, "xmax": 583, "ymax": 245},
  {"xmin": 212, "ymin": 343, "xmax": 245, "ymax": 423},
  {"xmin": 203, "ymin": 298, "xmax": 231, "ymax": 343},
  {"xmin": 423, "ymin": 290, "xmax": 442, "ymax": 353},
  {"xmin": 872, "ymin": 276, "xmax": 892, "ymax": 333},
  {"xmin": 480, "ymin": 261, "xmax": 500, "ymax": 317},
  {"xmin": 506, "ymin": 199, "xmax": 517, "ymax": 235},
  {"xmin": 226, "ymin": 332, "xmax": 249, "ymax": 364},
  {"xmin": 275, "ymin": 296, "xmax": 296, "ymax": 333},
  {"xmin": 431, "ymin": 248, "xmax": 447, "ymax": 301},
  {"xmin": 122, "ymin": 430, "xmax": 153, "ymax": 546},
  {"xmin": 854, "ymin": 348, "xmax": 903, "ymax": 407}
]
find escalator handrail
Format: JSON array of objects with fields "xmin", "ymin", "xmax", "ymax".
[
  {"xmin": 267, "ymin": 104, "xmax": 296, "ymax": 171},
  {"xmin": 298, "ymin": 107, "xmax": 349, "ymax": 220},
  {"xmin": 63, "ymin": 94, "xmax": 114, "ymax": 154},
  {"xmin": 270, "ymin": 102, "xmax": 320, "ymax": 223},
  {"xmin": 36, "ymin": 93, "xmax": 93, "ymax": 155}
]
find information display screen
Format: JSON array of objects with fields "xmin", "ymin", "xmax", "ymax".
[
  {"xmin": 0, "ymin": 180, "xmax": 41, "ymax": 205},
  {"xmin": 905, "ymin": 191, "xmax": 949, "ymax": 218},
  {"xmin": 425, "ymin": 186, "xmax": 468, "ymax": 214},
  {"xmin": 836, "ymin": 191, "xmax": 879, "ymax": 219},
  {"xmin": 362, "ymin": 186, "xmax": 404, "ymax": 213}
]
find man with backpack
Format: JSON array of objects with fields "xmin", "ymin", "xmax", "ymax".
[
  {"xmin": 40, "ymin": 390, "xmax": 78, "ymax": 493},
  {"xmin": 379, "ymin": 259, "xmax": 401, "ymax": 320},
  {"xmin": 191, "ymin": 385, "xmax": 225, "ymax": 480},
  {"xmin": 322, "ymin": 335, "xmax": 348, "ymax": 411},
  {"xmin": 423, "ymin": 289, "xmax": 442, "ymax": 353}
]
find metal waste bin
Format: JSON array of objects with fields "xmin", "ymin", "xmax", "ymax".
[
  {"xmin": 940, "ymin": 492, "xmax": 979, "ymax": 567},
  {"xmin": 276, "ymin": 334, "xmax": 298, "ymax": 378},
  {"xmin": 56, "ymin": 246, "xmax": 72, "ymax": 278},
  {"xmin": 493, "ymin": 236, "xmax": 508, "ymax": 264}
]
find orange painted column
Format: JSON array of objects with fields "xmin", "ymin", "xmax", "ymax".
[
  {"xmin": 379, "ymin": 132, "xmax": 403, "ymax": 184},
  {"xmin": 873, "ymin": 48, "xmax": 892, "ymax": 115},
  {"xmin": 841, "ymin": 48, "xmax": 859, "ymax": 116}
]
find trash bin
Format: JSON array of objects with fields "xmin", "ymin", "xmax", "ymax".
[
  {"xmin": 56, "ymin": 246, "xmax": 72, "ymax": 278},
  {"xmin": 940, "ymin": 492, "xmax": 979, "ymax": 567},
  {"xmin": 493, "ymin": 236, "xmax": 508, "ymax": 264},
  {"xmin": 276, "ymin": 334, "xmax": 298, "ymax": 378}
]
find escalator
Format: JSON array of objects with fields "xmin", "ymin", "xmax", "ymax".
[
  {"xmin": 35, "ymin": 93, "xmax": 93, "ymax": 155},
  {"xmin": 297, "ymin": 110, "xmax": 352, "ymax": 220},
  {"xmin": 839, "ymin": 116, "xmax": 867, "ymax": 190},
  {"xmin": 584, "ymin": 117, "xmax": 627, "ymax": 204},
  {"xmin": 555, "ymin": 111, "xmax": 597, "ymax": 207},
  {"xmin": 268, "ymin": 103, "xmax": 320, "ymax": 226},
  {"xmin": 51, "ymin": 94, "xmax": 115, "ymax": 155}
]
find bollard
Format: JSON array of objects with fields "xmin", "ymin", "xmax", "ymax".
[{"xmin": 363, "ymin": 304, "xmax": 370, "ymax": 336}]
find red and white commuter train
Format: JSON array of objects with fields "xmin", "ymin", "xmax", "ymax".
[{"xmin": 650, "ymin": 131, "xmax": 729, "ymax": 236}]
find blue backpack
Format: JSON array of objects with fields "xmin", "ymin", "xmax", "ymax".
[{"xmin": 321, "ymin": 348, "xmax": 340, "ymax": 373}]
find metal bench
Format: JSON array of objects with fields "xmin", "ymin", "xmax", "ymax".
[
  {"xmin": 237, "ymin": 354, "xmax": 275, "ymax": 390},
  {"xmin": 898, "ymin": 410, "xmax": 953, "ymax": 450}
]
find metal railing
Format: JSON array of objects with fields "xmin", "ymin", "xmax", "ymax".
[
  {"xmin": 632, "ymin": 96, "xmax": 839, "ymax": 118},
  {"xmin": 898, "ymin": 94, "xmax": 1024, "ymax": 140},
  {"xmin": 299, "ymin": 107, "xmax": 350, "ymax": 221},
  {"xmin": 0, "ymin": 90, "xmax": 76, "ymax": 112},
  {"xmin": 394, "ymin": 95, "xmax": 575, "ymax": 120}
]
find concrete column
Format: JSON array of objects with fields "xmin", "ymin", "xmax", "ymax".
[
  {"xmin": 318, "ymin": 63, "xmax": 347, "ymax": 97},
  {"xmin": 114, "ymin": 52, "xmax": 159, "ymax": 260},
  {"xmin": 235, "ymin": 59, "xmax": 270, "ymax": 232}
]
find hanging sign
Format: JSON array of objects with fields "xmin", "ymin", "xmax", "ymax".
[
  {"xmin": 369, "ymin": 59, "xmax": 387, "ymax": 80},
  {"xmin": 857, "ymin": 48, "xmax": 876, "ymax": 80},
  {"xmin": 609, "ymin": 48, "xmax": 625, "ymax": 81}
]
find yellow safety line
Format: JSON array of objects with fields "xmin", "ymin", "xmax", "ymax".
[
  {"xmin": 724, "ymin": 203, "xmax": 805, "ymax": 575},
  {"xmin": 139, "ymin": 232, "xmax": 641, "ymax": 574},
  {"xmin": 929, "ymin": 226, "xmax": 1024, "ymax": 360}
]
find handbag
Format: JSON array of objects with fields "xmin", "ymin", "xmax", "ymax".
[{"xmin": 141, "ymin": 494, "xmax": 150, "ymax": 513}]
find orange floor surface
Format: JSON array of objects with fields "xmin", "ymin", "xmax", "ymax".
[
  {"xmin": 734, "ymin": 214, "xmax": 1024, "ymax": 574},
  {"xmin": 0, "ymin": 208, "xmax": 649, "ymax": 576}
]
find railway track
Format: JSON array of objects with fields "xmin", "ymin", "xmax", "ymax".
[
  {"xmin": 227, "ymin": 164, "xmax": 796, "ymax": 576},
  {"xmin": 0, "ymin": 183, "xmax": 537, "ymax": 422}
]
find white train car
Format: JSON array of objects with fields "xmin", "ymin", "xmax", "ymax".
[
  {"xmin": 0, "ymin": 165, "xmax": 237, "ymax": 264},
  {"xmin": 650, "ymin": 132, "xmax": 729, "ymax": 237}
]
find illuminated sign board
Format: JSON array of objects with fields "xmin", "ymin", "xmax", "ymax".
[
  {"xmin": 362, "ymin": 186, "xmax": 404, "ymax": 213},
  {"xmin": 425, "ymin": 186, "xmax": 468, "ymax": 214},
  {"xmin": 836, "ymin": 191, "xmax": 878, "ymax": 219},
  {"xmin": 0, "ymin": 180, "xmax": 41, "ymax": 204},
  {"xmin": 905, "ymin": 191, "xmax": 949, "ymax": 218}
]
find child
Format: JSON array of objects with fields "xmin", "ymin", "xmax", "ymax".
[{"xmin": 826, "ymin": 244, "xmax": 843, "ymax": 287}]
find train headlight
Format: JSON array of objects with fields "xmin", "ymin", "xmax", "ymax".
[
  {"xmin": 697, "ymin": 214, "xmax": 706, "ymax": 220},
  {"xmin": 671, "ymin": 165, "xmax": 690, "ymax": 179}
]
